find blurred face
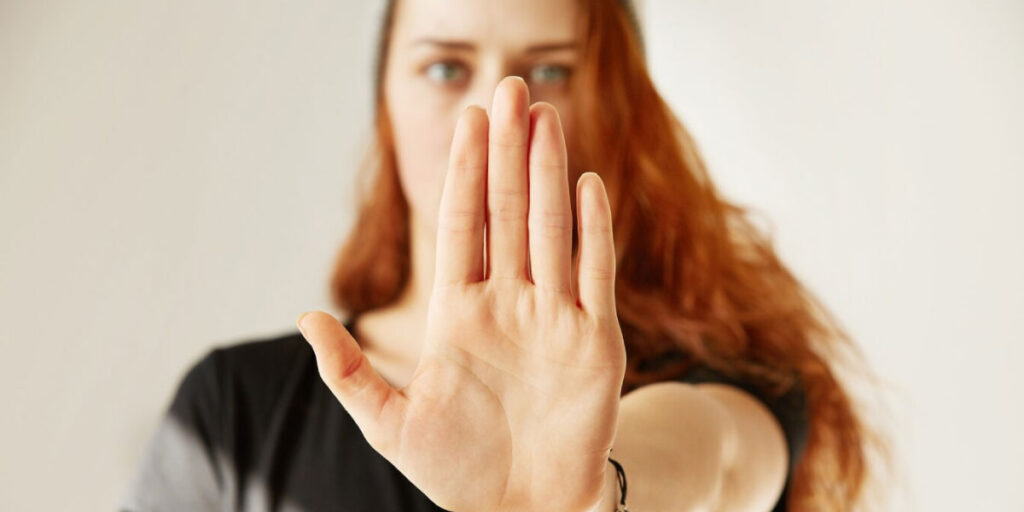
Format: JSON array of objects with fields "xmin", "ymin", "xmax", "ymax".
[{"xmin": 382, "ymin": 0, "xmax": 581, "ymax": 232}]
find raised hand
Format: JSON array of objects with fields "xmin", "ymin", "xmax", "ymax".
[{"xmin": 298, "ymin": 76, "xmax": 625, "ymax": 512}]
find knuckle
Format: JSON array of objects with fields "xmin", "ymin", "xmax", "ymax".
[
  {"xmin": 581, "ymin": 221, "xmax": 612, "ymax": 236},
  {"xmin": 491, "ymin": 132, "xmax": 528, "ymax": 149},
  {"xmin": 487, "ymin": 193, "xmax": 528, "ymax": 220},
  {"xmin": 529, "ymin": 211, "xmax": 572, "ymax": 238},
  {"xmin": 528, "ymin": 160, "xmax": 565, "ymax": 174},
  {"xmin": 448, "ymin": 160, "xmax": 484, "ymax": 174},
  {"xmin": 438, "ymin": 209, "xmax": 483, "ymax": 234},
  {"xmin": 488, "ymin": 185, "xmax": 527, "ymax": 201},
  {"xmin": 341, "ymin": 351, "xmax": 366, "ymax": 379},
  {"xmin": 581, "ymin": 264, "xmax": 615, "ymax": 282},
  {"xmin": 533, "ymin": 280, "xmax": 572, "ymax": 297}
]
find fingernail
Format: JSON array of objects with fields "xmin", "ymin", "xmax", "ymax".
[{"xmin": 296, "ymin": 312, "xmax": 310, "ymax": 334}]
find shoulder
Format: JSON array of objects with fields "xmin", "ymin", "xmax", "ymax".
[
  {"xmin": 206, "ymin": 329, "xmax": 311, "ymax": 385},
  {"xmin": 121, "ymin": 331, "xmax": 314, "ymax": 511},
  {"xmin": 169, "ymin": 330, "xmax": 314, "ymax": 425}
]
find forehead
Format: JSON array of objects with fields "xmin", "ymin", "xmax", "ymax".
[{"xmin": 390, "ymin": 0, "xmax": 581, "ymax": 48}]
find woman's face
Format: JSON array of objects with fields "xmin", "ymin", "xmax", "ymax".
[{"xmin": 383, "ymin": 0, "xmax": 581, "ymax": 231}]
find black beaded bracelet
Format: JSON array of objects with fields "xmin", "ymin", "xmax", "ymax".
[{"xmin": 608, "ymin": 456, "xmax": 628, "ymax": 512}]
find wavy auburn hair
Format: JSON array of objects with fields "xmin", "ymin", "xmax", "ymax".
[{"xmin": 330, "ymin": 0, "xmax": 887, "ymax": 509}]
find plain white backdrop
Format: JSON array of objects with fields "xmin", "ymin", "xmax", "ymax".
[{"xmin": 1, "ymin": 0, "xmax": 1021, "ymax": 509}]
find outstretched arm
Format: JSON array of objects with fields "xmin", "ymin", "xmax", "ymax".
[{"xmin": 588, "ymin": 382, "xmax": 788, "ymax": 512}]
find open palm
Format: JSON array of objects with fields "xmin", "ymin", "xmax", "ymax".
[{"xmin": 299, "ymin": 77, "xmax": 625, "ymax": 512}]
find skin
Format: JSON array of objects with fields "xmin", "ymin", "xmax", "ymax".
[{"xmin": 297, "ymin": 0, "xmax": 789, "ymax": 510}]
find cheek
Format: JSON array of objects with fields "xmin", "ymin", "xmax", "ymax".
[
  {"xmin": 389, "ymin": 94, "xmax": 458, "ymax": 226},
  {"xmin": 549, "ymin": 101, "xmax": 580, "ymax": 176},
  {"xmin": 559, "ymin": 106, "xmax": 576, "ymax": 159}
]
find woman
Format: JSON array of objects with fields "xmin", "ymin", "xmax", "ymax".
[{"xmin": 122, "ymin": 0, "xmax": 881, "ymax": 510}]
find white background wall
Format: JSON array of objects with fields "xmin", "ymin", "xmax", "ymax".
[
  {"xmin": 642, "ymin": 1, "xmax": 1024, "ymax": 509},
  {"xmin": 1, "ymin": 0, "xmax": 1021, "ymax": 510}
]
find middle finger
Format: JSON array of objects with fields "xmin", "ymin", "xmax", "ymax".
[{"xmin": 486, "ymin": 76, "xmax": 531, "ymax": 281}]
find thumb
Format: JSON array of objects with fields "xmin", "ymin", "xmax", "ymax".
[{"xmin": 297, "ymin": 310, "xmax": 406, "ymax": 455}]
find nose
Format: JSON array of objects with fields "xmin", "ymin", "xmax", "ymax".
[{"xmin": 461, "ymin": 68, "xmax": 528, "ymax": 116}]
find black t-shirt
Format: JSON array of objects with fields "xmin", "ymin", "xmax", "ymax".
[{"xmin": 121, "ymin": 318, "xmax": 809, "ymax": 511}]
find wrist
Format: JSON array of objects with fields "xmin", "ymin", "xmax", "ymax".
[{"xmin": 585, "ymin": 457, "xmax": 627, "ymax": 512}]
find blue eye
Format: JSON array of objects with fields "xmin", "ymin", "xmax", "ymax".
[
  {"xmin": 425, "ymin": 61, "xmax": 468, "ymax": 84},
  {"xmin": 529, "ymin": 64, "xmax": 571, "ymax": 84}
]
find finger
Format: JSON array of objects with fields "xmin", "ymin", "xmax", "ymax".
[
  {"xmin": 575, "ymin": 173, "xmax": 617, "ymax": 316},
  {"xmin": 486, "ymin": 76, "xmax": 531, "ymax": 280},
  {"xmin": 527, "ymin": 102, "xmax": 572, "ymax": 295},
  {"xmin": 435, "ymin": 105, "xmax": 489, "ymax": 288},
  {"xmin": 297, "ymin": 310, "xmax": 406, "ymax": 454}
]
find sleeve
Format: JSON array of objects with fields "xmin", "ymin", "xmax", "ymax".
[
  {"xmin": 119, "ymin": 349, "xmax": 227, "ymax": 512},
  {"xmin": 674, "ymin": 365, "xmax": 810, "ymax": 477}
]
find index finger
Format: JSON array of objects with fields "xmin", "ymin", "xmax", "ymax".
[{"xmin": 434, "ymin": 105, "xmax": 489, "ymax": 288}]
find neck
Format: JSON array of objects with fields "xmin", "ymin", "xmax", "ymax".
[
  {"xmin": 351, "ymin": 210, "xmax": 436, "ymax": 363},
  {"xmin": 395, "ymin": 209, "xmax": 437, "ymax": 317}
]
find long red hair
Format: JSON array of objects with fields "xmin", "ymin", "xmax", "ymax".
[{"xmin": 330, "ymin": 1, "xmax": 887, "ymax": 509}]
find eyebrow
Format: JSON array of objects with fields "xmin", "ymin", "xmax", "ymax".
[{"xmin": 410, "ymin": 38, "xmax": 577, "ymax": 54}]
